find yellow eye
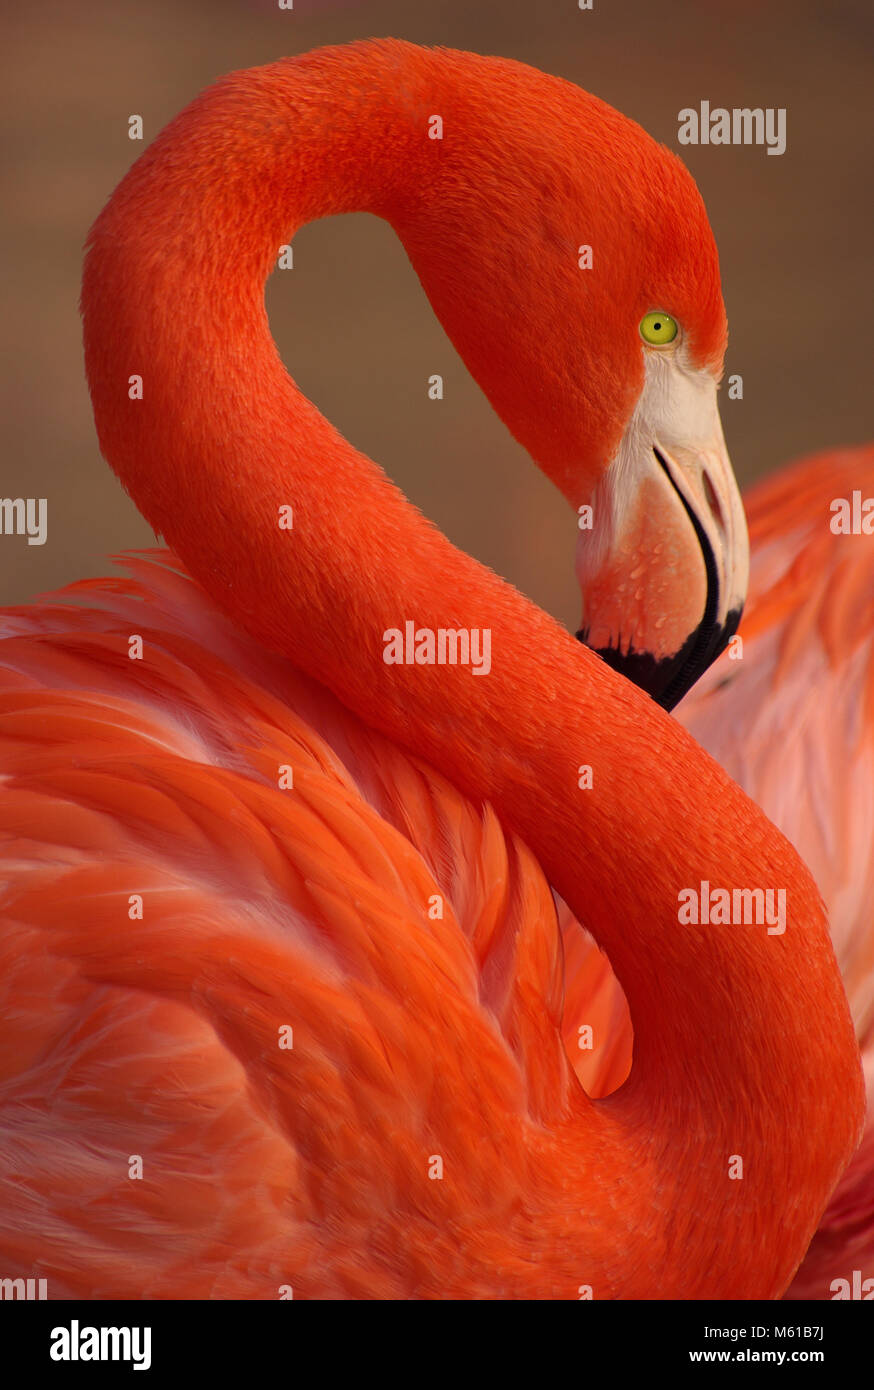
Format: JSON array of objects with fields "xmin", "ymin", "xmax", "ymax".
[{"xmin": 639, "ymin": 311, "xmax": 679, "ymax": 346}]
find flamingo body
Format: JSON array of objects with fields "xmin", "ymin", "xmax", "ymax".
[{"xmin": 0, "ymin": 556, "xmax": 588, "ymax": 1297}]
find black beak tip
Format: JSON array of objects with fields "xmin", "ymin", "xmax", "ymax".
[{"xmin": 577, "ymin": 605, "xmax": 743, "ymax": 712}]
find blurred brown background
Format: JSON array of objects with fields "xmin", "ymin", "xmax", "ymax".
[{"xmin": 2, "ymin": 0, "xmax": 872, "ymax": 627}]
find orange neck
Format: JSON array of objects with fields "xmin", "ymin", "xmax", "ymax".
[{"xmin": 81, "ymin": 40, "xmax": 862, "ymax": 1294}]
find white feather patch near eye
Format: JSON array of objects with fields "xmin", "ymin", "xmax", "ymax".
[{"xmin": 577, "ymin": 350, "xmax": 719, "ymax": 584}]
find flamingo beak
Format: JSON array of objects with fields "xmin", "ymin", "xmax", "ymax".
[{"xmin": 575, "ymin": 365, "xmax": 749, "ymax": 710}]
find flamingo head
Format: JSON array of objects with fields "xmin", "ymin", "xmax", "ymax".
[
  {"xmin": 572, "ymin": 313, "xmax": 749, "ymax": 712},
  {"xmin": 391, "ymin": 48, "xmax": 748, "ymax": 710}
]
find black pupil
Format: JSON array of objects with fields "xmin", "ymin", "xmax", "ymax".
[{"xmin": 654, "ymin": 321, "xmax": 662, "ymax": 331}]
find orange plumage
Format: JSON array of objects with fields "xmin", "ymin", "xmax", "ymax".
[
  {"xmin": 562, "ymin": 443, "xmax": 874, "ymax": 1297},
  {"xmin": 682, "ymin": 444, "xmax": 874, "ymax": 1299},
  {"xmin": 0, "ymin": 41, "xmax": 864, "ymax": 1299}
]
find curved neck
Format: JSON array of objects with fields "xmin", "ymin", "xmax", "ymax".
[{"xmin": 82, "ymin": 40, "xmax": 862, "ymax": 1294}]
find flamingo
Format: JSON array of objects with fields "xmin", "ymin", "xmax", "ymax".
[{"xmin": 0, "ymin": 40, "xmax": 863, "ymax": 1299}]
